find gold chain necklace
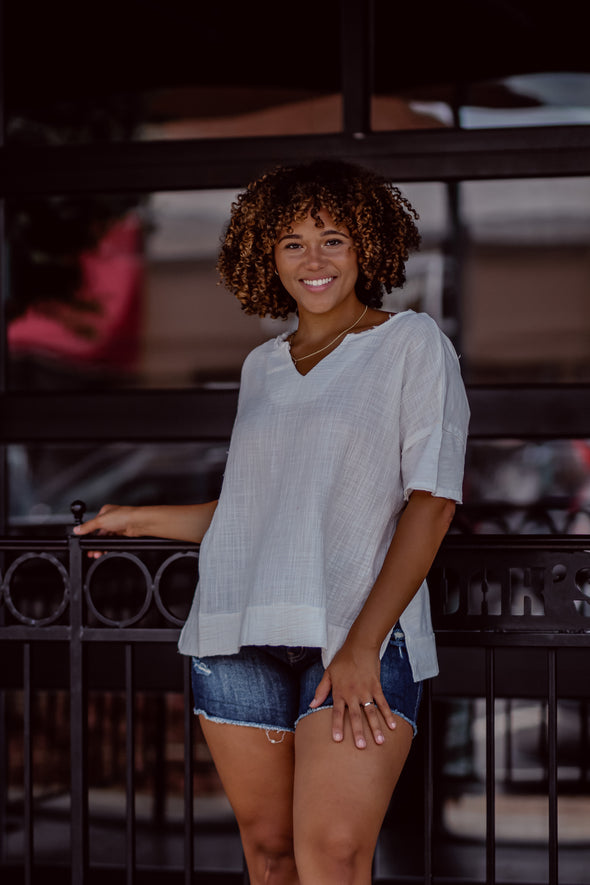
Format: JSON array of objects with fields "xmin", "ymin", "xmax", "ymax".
[{"xmin": 290, "ymin": 304, "xmax": 368, "ymax": 365}]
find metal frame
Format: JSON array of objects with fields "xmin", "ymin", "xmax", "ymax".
[
  {"xmin": 2, "ymin": 125, "xmax": 590, "ymax": 196},
  {"xmin": 1, "ymin": 531, "xmax": 589, "ymax": 884}
]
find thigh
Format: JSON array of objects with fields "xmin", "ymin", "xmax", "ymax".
[
  {"xmin": 293, "ymin": 707, "xmax": 413, "ymax": 874},
  {"xmin": 200, "ymin": 719, "xmax": 296, "ymax": 866}
]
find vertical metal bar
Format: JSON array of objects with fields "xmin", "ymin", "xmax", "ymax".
[
  {"xmin": 183, "ymin": 655, "xmax": 194, "ymax": 885},
  {"xmin": 69, "ymin": 530, "xmax": 88, "ymax": 884},
  {"xmin": 445, "ymin": 180, "xmax": 465, "ymax": 355},
  {"xmin": 0, "ymin": 0, "xmax": 8, "ymax": 536},
  {"xmin": 0, "ymin": 689, "xmax": 6, "ymax": 865},
  {"xmin": 547, "ymin": 649, "xmax": 558, "ymax": 885},
  {"xmin": 125, "ymin": 643, "xmax": 136, "ymax": 885},
  {"xmin": 581, "ymin": 701, "xmax": 589, "ymax": 784},
  {"xmin": 485, "ymin": 648, "xmax": 495, "ymax": 885},
  {"xmin": 340, "ymin": 0, "xmax": 374, "ymax": 135},
  {"xmin": 0, "ymin": 0, "xmax": 4, "ymax": 147},
  {"xmin": 0, "ymin": 197, "xmax": 8, "ymax": 534},
  {"xmin": 23, "ymin": 643, "xmax": 33, "ymax": 885},
  {"xmin": 152, "ymin": 694, "xmax": 166, "ymax": 828},
  {"xmin": 505, "ymin": 699, "xmax": 513, "ymax": 787},
  {"xmin": 423, "ymin": 679, "xmax": 434, "ymax": 885}
]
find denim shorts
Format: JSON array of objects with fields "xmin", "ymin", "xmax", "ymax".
[{"xmin": 190, "ymin": 624, "xmax": 422, "ymax": 737}]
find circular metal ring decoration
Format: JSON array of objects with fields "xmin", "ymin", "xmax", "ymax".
[
  {"xmin": 153, "ymin": 551, "xmax": 200, "ymax": 626},
  {"xmin": 2, "ymin": 553, "xmax": 70, "ymax": 627},
  {"xmin": 85, "ymin": 552, "xmax": 153, "ymax": 628}
]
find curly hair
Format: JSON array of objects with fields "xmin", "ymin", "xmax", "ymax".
[{"xmin": 217, "ymin": 159, "xmax": 421, "ymax": 319}]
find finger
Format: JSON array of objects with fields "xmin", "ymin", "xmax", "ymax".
[
  {"xmin": 362, "ymin": 700, "xmax": 387, "ymax": 745},
  {"xmin": 73, "ymin": 518, "xmax": 100, "ymax": 536},
  {"xmin": 347, "ymin": 702, "xmax": 368, "ymax": 750},
  {"xmin": 73, "ymin": 505, "xmax": 117, "ymax": 536},
  {"xmin": 309, "ymin": 671, "xmax": 332, "ymax": 709},
  {"xmin": 373, "ymin": 689, "xmax": 397, "ymax": 733},
  {"xmin": 330, "ymin": 699, "xmax": 346, "ymax": 743}
]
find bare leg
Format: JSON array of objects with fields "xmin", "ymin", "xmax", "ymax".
[
  {"xmin": 293, "ymin": 708, "xmax": 413, "ymax": 885},
  {"xmin": 199, "ymin": 717, "xmax": 300, "ymax": 885}
]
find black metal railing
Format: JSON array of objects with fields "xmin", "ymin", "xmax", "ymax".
[{"xmin": 1, "ymin": 508, "xmax": 589, "ymax": 885}]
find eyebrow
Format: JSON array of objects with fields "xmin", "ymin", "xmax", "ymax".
[{"xmin": 277, "ymin": 228, "xmax": 350, "ymax": 244}]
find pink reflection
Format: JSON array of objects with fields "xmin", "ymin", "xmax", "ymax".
[{"xmin": 9, "ymin": 213, "xmax": 142, "ymax": 372}]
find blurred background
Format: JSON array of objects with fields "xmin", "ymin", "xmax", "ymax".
[{"xmin": 1, "ymin": 1, "xmax": 589, "ymax": 882}]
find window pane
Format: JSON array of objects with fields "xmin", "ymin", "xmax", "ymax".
[
  {"xmin": 461, "ymin": 439, "xmax": 590, "ymax": 535},
  {"xmin": 5, "ymin": 190, "xmax": 275, "ymax": 390},
  {"xmin": 460, "ymin": 177, "xmax": 590, "ymax": 384},
  {"xmin": 8, "ymin": 442, "xmax": 228, "ymax": 534},
  {"xmin": 6, "ymin": 7, "xmax": 343, "ymax": 144},
  {"xmin": 371, "ymin": 89, "xmax": 454, "ymax": 132},
  {"xmin": 461, "ymin": 73, "xmax": 590, "ymax": 129},
  {"xmin": 5, "ymin": 183, "xmax": 452, "ymax": 391}
]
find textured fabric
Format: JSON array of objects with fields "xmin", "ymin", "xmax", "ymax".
[
  {"xmin": 178, "ymin": 310, "xmax": 470, "ymax": 680},
  {"xmin": 190, "ymin": 625, "xmax": 422, "ymax": 736}
]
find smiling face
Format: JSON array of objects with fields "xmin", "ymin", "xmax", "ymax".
[{"xmin": 273, "ymin": 209, "xmax": 361, "ymax": 318}]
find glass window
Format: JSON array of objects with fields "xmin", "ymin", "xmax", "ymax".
[
  {"xmin": 5, "ymin": 183, "xmax": 453, "ymax": 391},
  {"xmin": 371, "ymin": 89, "xmax": 454, "ymax": 132},
  {"xmin": 5, "ymin": 189, "xmax": 278, "ymax": 390},
  {"xmin": 8, "ymin": 442, "xmax": 229, "ymax": 535},
  {"xmin": 7, "ymin": 88, "xmax": 345, "ymax": 146},
  {"xmin": 461, "ymin": 73, "xmax": 590, "ymax": 129},
  {"xmin": 460, "ymin": 177, "xmax": 590, "ymax": 384},
  {"xmin": 5, "ymin": 7, "xmax": 343, "ymax": 145},
  {"xmin": 461, "ymin": 439, "xmax": 590, "ymax": 535}
]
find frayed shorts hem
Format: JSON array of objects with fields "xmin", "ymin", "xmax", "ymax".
[
  {"xmin": 194, "ymin": 708, "xmax": 296, "ymax": 735},
  {"xmin": 196, "ymin": 702, "xmax": 419, "ymax": 737},
  {"xmin": 293, "ymin": 703, "xmax": 419, "ymax": 736}
]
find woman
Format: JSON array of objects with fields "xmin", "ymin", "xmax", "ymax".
[{"xmin": 75, "ymin": 160, "xmax": 470, "ymax": 885}]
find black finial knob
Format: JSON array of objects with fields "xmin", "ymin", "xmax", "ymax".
[{"xmin": 70, "ymin": 500, "xmax": 86, "ymax": 526}]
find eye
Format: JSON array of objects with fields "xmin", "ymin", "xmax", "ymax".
[
  {"xmin": 281, "ymin": 241, "xmax": 302, "ymax": 250},
  {"xmin": 324, "ymin": 238, "xmax": 344, "ymax": 247}
]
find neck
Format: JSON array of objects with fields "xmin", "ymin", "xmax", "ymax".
[{"xmin": 295, "ymin": 300, "xmax": 366, "ymax": 343}]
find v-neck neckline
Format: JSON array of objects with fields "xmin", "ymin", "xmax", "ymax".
[{"xmin": 281, "ymin": 310, "xmax": 408, "ymax": 377}]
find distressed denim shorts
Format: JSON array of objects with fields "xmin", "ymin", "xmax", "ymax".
[{"xmin": 190, "ymin": 624, "xmax": 422, "ymax": 737}]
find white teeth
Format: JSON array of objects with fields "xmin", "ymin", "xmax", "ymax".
[{"xmin": 303, "ymin": 277, "xmax": 333, "ymax": 287}]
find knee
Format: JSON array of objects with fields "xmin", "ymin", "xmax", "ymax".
[
  {"xmin": 297, "ymin": 825, "xmax": 370, "ymax": 883},
  {"xmin": 241, "ymin": 823, "xmax": 297, "ymax": 882}
]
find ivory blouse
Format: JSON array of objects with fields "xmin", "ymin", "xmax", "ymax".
[{"xmin": 178, "ymin": 310, "xmax": 470, "ymax": 680}]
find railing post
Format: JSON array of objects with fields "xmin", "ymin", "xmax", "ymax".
[
  {"xmin": 183, "ymin": 656, "xmax": 194, "ymax": 885},
  {"xmin": 547, "ymin": 649, "xmax": 558, "ymax": 885},
  {"xmin": 485, "ymin": 648, "xmax": 496, "ymax": 885},
  {"xmin": 69, "ymin": 501, "xmax": 88, "ymax": 884}
]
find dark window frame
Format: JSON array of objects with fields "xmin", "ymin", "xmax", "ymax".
[{"xmin": 1, "ymin": 1, "xmax": 590, "ymax": 531}]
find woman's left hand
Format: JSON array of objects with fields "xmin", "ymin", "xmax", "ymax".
[{"xmin": 309, "ymin": 640, "xmax": 397, "ymax": 749}]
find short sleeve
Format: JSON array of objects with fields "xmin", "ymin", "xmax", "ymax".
[{"xmin": 399, "ymin": 316, "xmax": 470, "ymax": 503}]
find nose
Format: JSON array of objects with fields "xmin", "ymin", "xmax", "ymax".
[{"xmin": 304, "ymin": 243, "xmax": 325, "ymax": 268}]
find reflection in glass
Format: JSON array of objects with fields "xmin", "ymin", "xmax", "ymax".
[
  {"xmin": 8, "ymin": 442, "xmax": 228, "ymax": 533},
  {"xmin": 460, "ymin": 177, "xmax": 590, "ymax": 384},
  {"xmin": 461, "ymin": 439, "xmax": 590, "ymax": 535},
  {"xmin": 6, "ymin": 183, "xmax": 454, "ymax": 391},
  {"xmin": 461, "ymin": 73, "xmax": 590, "ymax": 129},
  {"xmin": 5, "ymin": 190, "xmax": 278, "ymax": 390}
]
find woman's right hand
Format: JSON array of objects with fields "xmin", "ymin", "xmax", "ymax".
[
  {"xmin": 73, "ymin": 504, "xmax": 142, "ymax": 539},
  {"xmin": 72, "ymin": 501, "xmax": 217, "ymax": 547}
]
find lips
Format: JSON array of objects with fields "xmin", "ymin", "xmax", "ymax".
[{"xmin": 301, "ymin": 276, "xmax": 335, "ymax": 287}]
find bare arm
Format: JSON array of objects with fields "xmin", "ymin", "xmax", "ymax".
[
  {"xmin": 311, "ymin": 490, "xmax": 456, "ymax": 748},
  {"xmin": 73, "ymin": 501, "xmax": 218, "ymax": 544}
]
